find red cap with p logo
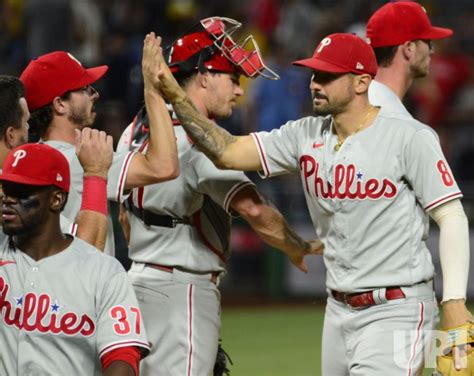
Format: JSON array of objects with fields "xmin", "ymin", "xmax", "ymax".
[
  {"xmin": 292, "ymin": 33, "xmax": 377, "ymax": 77},
  {"xmin": 0, "ymin": 143, "xmax": 70, "ymax": 192}
]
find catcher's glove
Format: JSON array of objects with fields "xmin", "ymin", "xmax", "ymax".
[
  {"xmin": 213, "ymin": 340, "xmax": 233, "ymax": 376},
  {"xmin": 436, "ymin": 322, "xmax": 474, "ymax": 375}
]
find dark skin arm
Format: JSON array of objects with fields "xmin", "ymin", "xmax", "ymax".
[{"xmin": 103, "ymin": 360, "xmax": 135, "ymax": 376}]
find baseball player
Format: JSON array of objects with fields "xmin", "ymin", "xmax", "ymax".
[
  {"xmin": 19, "ymin": 32, "xmax": 179, "ymax": 255},
  {"xmin": 366, "ymin": 1, "xmax": 453, "ymax": 118},
  {"xmin": 0, "ymin": 143, "xmax": 150, "ymax": 375},
  {"xmin": 366, "ymin": 4, "xmax": 474, "ymax": 373},
  {"xmin": 116, "ymin": 17, "xmax": 322, "ymax": 376},
  {"xmin": 0, "ymin": 75, "xmax": 113, "ymax": 251},
  {"xmin": 154, "ymin": 32, "xmax": 472, "ymax": 375}
]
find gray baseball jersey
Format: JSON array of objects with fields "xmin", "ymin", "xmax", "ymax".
[
  {"xmin": 44, "ymin": 140, "xmax": 136, "ymax": 256},
  {"xmin": 117, "ymin": 113, "xmax": 253, "ymax": 376},
  {"xmin": 0, "ymin": 237, "xmax": 150, "ymax": 375},
  {"xmin": 118, "ymin": 122, "xmax": 253, "ymax": 272},
  {"xmin": 252, "ymin": 111, "xmax": 462, "ymax": 293},
  {"xmin": 369, "ymin": 80, "xmax": 413, "ymax": 118}
]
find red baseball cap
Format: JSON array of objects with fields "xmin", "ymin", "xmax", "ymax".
[
  {"xmin": 20, "ymin": 51, "xmax": 108, "ymax": 112},
  {"xmin": 293, "ymin": 33, "xmax": 377, "ymax": 77},
  {"xmin": 0, "ymin": 143, "xmax": 70, "ymax": 192},
  {"xmin": 366, "ymin": 2, "xmax": 453, "ymax": 48}
]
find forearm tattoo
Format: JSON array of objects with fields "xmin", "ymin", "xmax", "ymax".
[{"xmin": 173, "ymin": 97, "xmax": 238, "ymax": 161}]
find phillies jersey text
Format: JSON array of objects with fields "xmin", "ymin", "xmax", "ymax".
[{"xmin": 252, "ymin": 112, "xmax": 462, "ymax": 292}]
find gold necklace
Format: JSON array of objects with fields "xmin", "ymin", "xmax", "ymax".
[{"xmin": 334, "ymin": 105, "xmax": 375, "ymax": 151}]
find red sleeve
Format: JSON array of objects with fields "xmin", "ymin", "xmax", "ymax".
[{"xmin": 101, "ymin": 346, "xmax": 141, "ymax": 375}]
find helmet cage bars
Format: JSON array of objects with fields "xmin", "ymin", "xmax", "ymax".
[
  {"xmin": 220, "ymin": 34, "xmax": 279, "ymax": 80},
  {"xmin": 167, "ymin": 17, "xmax": 279, "ymax": 80}
]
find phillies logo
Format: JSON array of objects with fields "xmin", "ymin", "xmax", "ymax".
[
  {"xmin": 12, "ymin": 149, "xmax": 27, "ymax": 167},
  {"xmin": 299, "ymin": 155, "xmax": 397, "ymax": 199},
  {"xmin": 317, "ymin": 37, "xmax": 331, "ymax": 53},
  {"xmin": 0, "ymin": 276, "xmax": 95, "ymax": 336}
]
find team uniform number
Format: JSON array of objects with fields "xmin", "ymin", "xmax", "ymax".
[
  {"xmin": 110, "ymin": 306, "xmax": 141, "ymax": 335},
  {"xmin": 436, "ymin": 160, "xmax": 454, "ymax": 187}
]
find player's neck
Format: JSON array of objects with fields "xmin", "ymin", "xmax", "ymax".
[
  {"xmin": 333, "ymin": 100, "xmax": 378, "ymax": 140},
  {"xmin": 15, "ymin": 228, "xmax": 73, "ymax": 261},
  {"xmin": 42, "ymin": 119, "xmax": 77, "ymax": 144},
  {"xmin": 187, "ymin": 89, "xmax": 210, "ymax": 118},
  {"xmin": 374, "ymin": 65, "xmax": 414, "ymax": 100}
]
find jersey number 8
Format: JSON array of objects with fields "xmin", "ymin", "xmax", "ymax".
[{"xmin": 436, "ymin": 160, "xmax": 454, "ymax": 187}]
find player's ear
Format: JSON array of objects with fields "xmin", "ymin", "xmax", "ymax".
[
  {"xmin": 50, "ymin": 188, "xmax": 68, "ymax": 212},
  {"xmin": 198, "ymin": 71, "xmax": 210, "ymax": 89},
  {"xmin": 401, "ymin": 41, "xmax": 416, "ymax": 61},
  {"xmin": 51, "ymin": 96, "xmax": 69, "ymax": 116},
  {"xmin": 353, "ymin": 74, "xmax": 371, "ymax": 95},
  {"xmin": 3, "ymin": 126, "xmax": 17, "ymax": 149}
]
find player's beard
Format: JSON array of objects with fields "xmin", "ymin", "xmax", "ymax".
[
  {"xmin": 68, "ymin": 104, "xmax": 96, "ymax": 129},
  {"xmin": 312, "ymin": 86, "xmax": 355, "ymax": 117},
  {"xmin": 2, "ymin": 197, "xmax": 45, "ymax": 237},
  {"xmin": 410, "ymin": 52, "xmax": 430, "ymax": 78},
  {"xmin": 411, "ymin": 62, "xmax": 429, "ymax": 79}
]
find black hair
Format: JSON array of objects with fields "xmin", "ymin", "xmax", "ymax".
[
  {"xmin": 28, "ymin": 92, "xmax": 72, "ymax": 141},
  {"xmin": 0, "ymin": 75, "xmax": 25, "ymax": 138},
  {"xmin": 175, "ymin": 70, "xmax": 198, "ymax": 88},
  {"xmin": 373, "ymin": 45, "xmax": 399, "ymax": 67}
]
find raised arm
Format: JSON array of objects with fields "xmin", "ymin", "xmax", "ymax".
[
  {"xmin": 74, "ymin": 127, "xmax": 113, "ymax": 251},
  {"xmin": 155, "ymin": 40, "xmax": 261, "ymax": 172},
  {"xmin": 124, "ymin": 32, "xmax": 179, "ymax": 189},
  {"xmin": 230, "ymin": 185, "xmax": 323, "ymax": 272}
]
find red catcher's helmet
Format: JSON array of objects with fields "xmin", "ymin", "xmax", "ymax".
[{"xmin": 166, "ymin": 17, "xmax": 279, "ymax": 80}]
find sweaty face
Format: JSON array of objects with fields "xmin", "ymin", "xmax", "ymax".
[
  {"xmin": 205, "ymin": 72, "xmax": 243, "ymax": 119},
  {"xmin": 310, "ymin": 72, "xmax": 355, "ymax": 116},
  {"xmin": 1, "ymin": 183, "xmax": 53, "ymax": 237},
  {"xmin": 410, "ymin": 40, "xmax": 433, "ymax": 78},
  {"xmin": 66, "ymin": 85, "xmax": 100, "ymax": 129}
]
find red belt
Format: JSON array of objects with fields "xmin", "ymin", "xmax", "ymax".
[
  {"xmin": 331, "ymin": 287, "xmax": 405, "ymax": 308},
  {"xmin": 145, "ymin": 263, "xmax": 220, "ymax": 284}
]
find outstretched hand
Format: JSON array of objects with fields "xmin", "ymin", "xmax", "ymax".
[
  {"xmin": 288, "ymin": 240, "xmax": 324, "ymax": 273},
  {"xmin": 142, "ymin": 32, "xmax": 165, "ymax": 92},
  {"xmin": 142, "ymin": 32, "xmax": 186, "ymax": 104}
]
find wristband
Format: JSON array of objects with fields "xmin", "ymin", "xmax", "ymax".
[{"xmin": 80, "ymin": 176, "xmax": 108, "ymax": 216}]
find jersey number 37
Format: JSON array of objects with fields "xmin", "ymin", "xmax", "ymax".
[{"xmin": 110, "ymin": 306, "xmax": 141, "ymax": 335}]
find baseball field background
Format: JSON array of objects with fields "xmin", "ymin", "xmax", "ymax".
[{"xmin": 221, "ymin": 304, "xmax": 474, "ymax": 376}]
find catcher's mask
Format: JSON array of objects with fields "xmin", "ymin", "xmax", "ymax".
[{"xmin": 165, "ymin": 17, "xmax": 279, "ymax": 80}]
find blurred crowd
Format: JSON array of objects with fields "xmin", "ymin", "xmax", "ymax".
[{"xmin": 2, "ymin": 0, "xmax": 474, "ymax": 219}]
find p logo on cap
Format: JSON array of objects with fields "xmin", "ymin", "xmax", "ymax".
[
  {"xmin": 317, "ymin": 38, "xmax": 332, "ymax": 53},
  {"xmin": 292, "ymin": 33, "xmax": 377, "ymax": 78},
  {"xmin": 12, "ymin": 150, "xmax": 27, "ymax": 167},
  {"xmin": 0, "ymin": 144, "xmax": 70, "ymax": 192}
]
